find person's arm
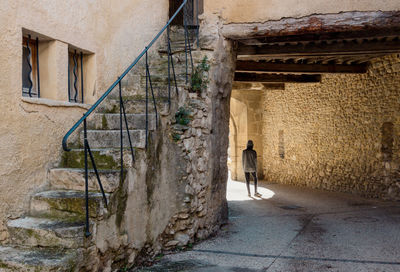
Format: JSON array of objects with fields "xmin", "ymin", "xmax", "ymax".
[
  {"xmin": 242, "ymin": 150, "xmax": 245, "ymax": 169},
  {"xmin": 254, "ymin": 150, "xmax": 257, "ymax": 172}
]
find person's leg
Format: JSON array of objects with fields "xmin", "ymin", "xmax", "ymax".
[
  {"xmin": 252, "ymin": 172, "xmax": 258, "ymax": 193},
  {"xmin": 245, "ymin": 172, "xmax": 251, "ymax": 196},
  {"xmin": 252, "ymin": 172, "xmax": 261, "ymax": 196}
]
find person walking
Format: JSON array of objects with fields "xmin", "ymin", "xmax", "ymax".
[{"xmin": 242, "ymin": 140, "xmax": 261, "ymax": 197}]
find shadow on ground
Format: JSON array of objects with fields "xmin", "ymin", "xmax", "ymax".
[
  {"xmin": 133, "ymin": 259, "xmax": 260, "ymax": 272},
  {"xmin": 130, "ymin": 180, "xmax": 400, "ymax": 272}
]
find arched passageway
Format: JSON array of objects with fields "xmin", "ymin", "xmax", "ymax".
[{"xmin": 225, "ymin": 11, "xmax": 400, "ymax": 200}]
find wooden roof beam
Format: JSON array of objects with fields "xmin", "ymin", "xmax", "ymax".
[
  {"xmin": 222, "ymin": 11, "xmax": 400, "ymax": 40},
  {"xmin": 237, "ymin": 38, "xmax": 400, "ymax": 57},
  {"xmin": 236, "ymin": 61, "xmax": 368, "ymax": 74},
  {"xmin": 234, "ymin": 73, "xmax": 321, "ymax": 83}
]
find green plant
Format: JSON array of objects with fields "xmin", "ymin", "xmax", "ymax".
[
  {"xmin": 190, "ymin": 56, "xmax": 210, "ymax": 94},
  {"xmin": 155, "ymin": 253, "xmax": 164, "ymax": 261},
  {"xmin": 119, "ymin": 266, "xmax": 129, "ymax": 272},
  {"xmin": 172, "ymin": 133, "xmax": 181, "ymax": 142},
  {"xmin": 175, "ymin": 107, "xmax": 191, "ymax": 126}
]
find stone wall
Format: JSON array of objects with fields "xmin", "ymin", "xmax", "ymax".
[
  {"xmin": 262, "ymin": 54, "xmax": 400, "ymax": 200},
  {"xmin": 157, "ymin": 16, "xmax": 235, "ymax": 251}
]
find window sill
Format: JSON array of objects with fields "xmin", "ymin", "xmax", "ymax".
[{"xmin": 21, "ymin": 97, "xmax": 91, "ymax": 110}]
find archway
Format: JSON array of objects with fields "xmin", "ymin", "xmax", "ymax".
[{"xmin": 223, "ymin": 10, "xmax": 400, "ymax": 200}]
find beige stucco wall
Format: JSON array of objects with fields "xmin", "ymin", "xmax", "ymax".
[
  {"xmin": 261, "ymin": 54, "xmax": 400, "ymax": 200},
  {"xmin": 204, "ymin": 0, "xmax": 400, "ymax": 23},
  {"xmin": 0, "ymin": 0, "xmax": 168, "ymax": 240}
]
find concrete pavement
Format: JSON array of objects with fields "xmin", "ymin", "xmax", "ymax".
[{"xmin": 135, "ymin": 179, "xmax": 400, "ymax": 271}]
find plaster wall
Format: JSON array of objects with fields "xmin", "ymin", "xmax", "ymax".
[
  {"xmin": 0, "ymin": 0, "xmax": 168, "ymax": 241},
  {"xmin": 204, "ymin": 0, "xmax": 400, "ymax": 23},
  {"xmin": 262, "ymin": 54, "xmax": 400, "ymax": 200}
]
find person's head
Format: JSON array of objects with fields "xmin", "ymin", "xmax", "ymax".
[{"xmin": 247, "ymin": 140, "xmax": 254, "ymax": 150}]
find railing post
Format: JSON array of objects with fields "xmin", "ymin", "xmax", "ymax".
[
  {"xmin": 86, "ymin": 141, "xmax": 108, "ymax": 207},
  {"xmin": 167, "ymin": 25, "xmax": 171, "ymax": 106},
  {"xmin": 184, "ymin": 4, "xmax": 188, "ymax": 83},
  {"xmin": 145, "ymin": 50, "xmax": 149, "ymax": 149},
  {"xmin": 169, "ymin": 40, "xmax": 179, "ymax": 96},
  {"xmin": 186, "ymin": 25, "xmax": 194, "ymax": 73},
  {"xmin": 119, "ymin": 78, "xmax": 124, "ymax": 183},
  {"xmin": 196, "ymin": 0, "xmax": 199, "ymax": 47},
  {"xmin": 83, "ymin": 119, "xmax": 91, "ymax": 237},
  {"xmin": 120, "ymin": 89, "xmax": 135, "ymax": 162},
  {"xmin": 146, "ymin": 57, "xmax": 159, "ymax": 129}
]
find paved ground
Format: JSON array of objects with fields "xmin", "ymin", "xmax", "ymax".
[{"xmin": 135, "ymin": 179, "xmax": 400, "ymax": 272}]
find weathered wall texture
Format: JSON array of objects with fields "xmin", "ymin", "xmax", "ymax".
[
  {"xmin": 56, "ymin": 14, "xmax": 235, "ymax": 269},
  {"xmin": 0, "ymin": 0, "xmax": 168, "ymax": 242},
  {"xmin": 262, "ymin": 54, "xmax": 400, "ymax": 200},
  {"xmin": 204, "ymin": 0, "xmax": 400, "ymax": 23},
  {"xmin": 230, "ymin": 89, "xmax": 264, "ymax": 180},
  {"xmin": 157, "ymin": 14, "xmax": 236, "ymax": 252}
]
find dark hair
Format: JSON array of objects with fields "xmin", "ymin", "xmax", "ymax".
[{"xmin": 247, "ymin": 140, "xmax": 254, "ymax": 149}]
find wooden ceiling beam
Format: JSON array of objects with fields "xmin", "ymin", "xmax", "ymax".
[
  {"xmin": 222, "ymin": 11, "xmax": 400, "ymax": 40},
  {"xmin": 237, "ymin": 38, "xmax": 400, "ymax": 57},
  {"xmin": 234, "ymin": 72, "xmax": 321, "ymax": 83},
  {"xmin": 236, "ymin": 61, "xmax": 368, "ymax": 74}
]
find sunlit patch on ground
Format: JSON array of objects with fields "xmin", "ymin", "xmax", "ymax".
[{"xmin": 226, "ymin": 179, "xmax": 275, "ymax": 201}]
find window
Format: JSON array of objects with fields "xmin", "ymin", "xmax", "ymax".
[
  {"xmin": 22, "ymin": 35, "xmax": 40, "ymax": 97},
  {"xmin": 169, "ymin": 0, "xmax": 203, "ymax": 26},
  {"xmin": 21, "ymin": 29, "xmax": 94, "ymax": 103},
  {"xmin": 68, "ymin": 50, "xmax": 84, "ymax": 103}
]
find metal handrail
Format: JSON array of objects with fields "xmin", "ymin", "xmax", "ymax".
[
  {"xmin": 62, "ymin": 0, "xmax": 189, "ymax": 151},
  {"xmin": 61, "ymin": 0, "xmax": 198, "ymax": 237}
]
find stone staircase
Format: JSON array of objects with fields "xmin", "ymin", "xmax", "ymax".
[{"xmin": 0, "ymin": 27, "xmax": 201, "ymax": 271}]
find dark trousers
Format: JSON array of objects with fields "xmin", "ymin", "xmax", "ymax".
[{"xmin": 245, "ymin": 172, "xmax": 258, "ymax": 194}]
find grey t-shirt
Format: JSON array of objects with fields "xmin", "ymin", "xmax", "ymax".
[{"xmin": 242, "ymin": 149, "xmax": 257, "ymax": 173}]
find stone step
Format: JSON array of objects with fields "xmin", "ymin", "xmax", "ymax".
[
  {"xmin": 30, "ymin": 190, "xmax": 109, "ymax": 220},
  {"xmin": 87, "ymin": 113, "xmax": 156, "ymax": 130},
  {"xmin": 7, "ymin": 217, "xmax": 85, "ymax": 249},
  {"xmin": 116, "ymin": 83, "xmax": 186, "ymax": 101},
  {"xmin": 146, "ymin": 58, "xmax": 190, "ymax": 74},
  {"xmin": 60, "ymin": 148, "xmax": 133, "ymax": 169},
  {"xmin": 80, "ymin": 129, "xmax": 147, "ymax": 149},
  {"xmin": 158, "ymin": 50, "xmax": 206, "ymax": 64},
  {"xmin": 0, "ymin": 246, "xmax": 78, "ymax": 272},
  {"xmin": 98, "ymin": 97, "xmax": 169, "ymax": 114},
  {"xmin": 158, "ymin": 44, "xmax": 202, "ymax": 56},
  {"xmin": 140, "ymin": 73, "xmax": 188, "ymax": 85},
  {"xmin": 108, "ymin": 85, "xmax": 183, "ymax": 100},
  {"xmin": 49, "ymin": 168, "xmax": 121, "ymax": 193}
]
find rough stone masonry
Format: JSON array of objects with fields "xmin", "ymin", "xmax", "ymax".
[{"xmin": 262, "ymin": 54, "xmax": 400, "ymax": 200}]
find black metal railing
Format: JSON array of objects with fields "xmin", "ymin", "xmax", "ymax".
[
  {"xmin": 22, "ymin": 34, "xmax": 40, "ymax": 98},
  {"xmin": 62, "ymin": 0, "xmax": 198, "ymax": 237},
  {"xmin": 68, "ymin": 50, "xmax": 85, "ymax": 103}
]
